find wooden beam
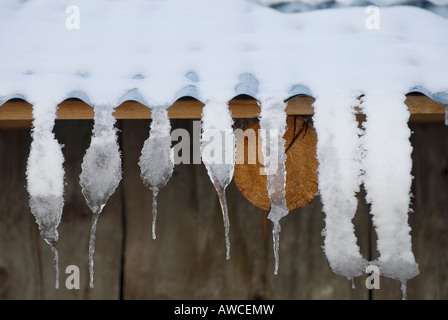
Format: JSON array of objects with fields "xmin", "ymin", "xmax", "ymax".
[{"xmin": 0, "ymin": 94, "xmax": 444, "ymax": 124}]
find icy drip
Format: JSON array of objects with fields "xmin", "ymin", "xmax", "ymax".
[
  {"xmin": 217, "ymin": 189, "xmax": 230, "ymax": 260},
  {"xmin": 272, "ymin": 220, "xmax": 281, "ymax": 274},
  {"xmin": 401, "ymin": 281, "xmax": 407, "ymax": 300},
  {"xmin": 80, "ymin": 105, "xmax": 122, "ymax": 288},
  {"xmin": 89, "ymin": 207, "xmax": 102, "ymax": 288},
  {"xmin": 26, "ymin": 102, "xmax": 65, "ymax": 289},
  {"xmin": 444, "ymin": 105, "xmax": 448, "ymax": 126},
  {"xmin": 151, "ymin": 187, "xmax": 159, "ymax": 240},
  {"xmin": 139, "ymin": 107, "xmax": 174, "ymax": 240},
  {"xmin": 207, "ymin": 173, "xmax": 231, "ymax": 259},
  {"xmin": 361, "ymin": 93, "xmax": 419, "ymax": 288},
  {"xmin": 200, "ymin": 101, "xmax": 235, "ymax": 260},
  {"xmin": 313, "ymin": 94, "xmax": 366, "ymax": 280},
  {"xmin": 49, "ymin": 240, "xmax": 59, "ymax": 289},
  {"xmin": 259, "ymin": 98, "xmax": 288, "ymax": 275}
]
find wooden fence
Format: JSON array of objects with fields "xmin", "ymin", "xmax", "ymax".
[{"xmin": 0, "ymin": 119, "xmax": 446, "ymax": 299}]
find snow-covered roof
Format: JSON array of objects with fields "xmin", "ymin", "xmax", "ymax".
[
  {"xmin": 3, "ymin": 0, "xmax": 448, "ymax": 295},
  {"xmin": 0, "ymin": 0, "xmax": 447, "ymax": 107}
]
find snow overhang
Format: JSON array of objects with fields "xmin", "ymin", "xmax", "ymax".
[{"xmin": 0, "ymin": 0, "xmax": 447, "ymax": 111}]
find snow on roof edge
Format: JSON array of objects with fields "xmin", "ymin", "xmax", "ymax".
[{"xmin": 0, "ymin": 2, "xmax": 447, "ymax": 108}]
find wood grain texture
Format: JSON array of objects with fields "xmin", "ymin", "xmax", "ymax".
[
  {"xmin": 0, "ymin": 94, "xmax": 444, "ymax": 122},
  {"xmin": 234, "ymin": 116, "xmax": 318, "ymax": 211},
  {"xmin": 0, "ymin": 129, "xmax": 40, "ymax": 299},
  {"xmin": 120, "ymin": 119, "xmax": 369, "ymax": 299},
  {"xmin": 0, "ymin": 120, "xmax": 446, "ymax": 299}
]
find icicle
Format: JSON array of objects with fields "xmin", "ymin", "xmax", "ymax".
[
  {"xmin": 258, "ymin": 98, "xmax": 288, "ymax": 275},
  {"xmin": 27, "ymin": 102, "xmax": 65, "ymax": 289},
  {"xmin": 351, "ymin": 278, "xmax": 355, "ymax": 289},
  {"xmin": 272, "ymin": 220, "xmax": 281, "ymax": 275},
  {"xmin": 361, "ymin": 92, "xmax": 419, "ymax": 288},
  {"xmin": 313, "ymin": 94, "xmax": 366, "ymax": 280},
  {"xmin": 139, "ymin": 107, "xmax": 174, "ymax": 240},
  {"xmin": 50, "ymin": 241, "xmax": 60, "ymax": 289},
  {"xmin": 88, "ymin": 207, "xmax": 102, "ymax": 289},
  {"xmin": 444, "ymin": 105, "xmax": 448, "ymax": 126},
  {"xmin": 201, "ymin": 101, "xmax": 235, "ymax": 260},
  {"xmin": 80, "ymin": 105, "xmax": 122, "ymax": 288},
  {"xmin": 401, "ymin": 281, "xmax": 407, "ymax": 300},
  {"xmin": 151, "ymin": 187, "xmax": 159, "ymax": 240}
]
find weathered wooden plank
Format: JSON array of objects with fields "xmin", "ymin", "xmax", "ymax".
[
  {"xmin": 121, "ymin": 119, "xmax": 370, "ymax": 299},
  {"xmin": 121, "ymin": 119, "xmax": 208, "ymax": 299},
  {"xmin": 0, "ymin": 94, "xmax": 444, "ymax": 122},
  {"xmin": 121, "ymin": 119, "xmax": 284, "ymax": 299},
  {"xmin": 0, "ymin": 118, "xmax": 446, "ymax": 299},
  {"xmin": 264, "ymin": 193, "xmax": 371, "ymax": 300},
  {"xmin": 371, "ymin": 123, "xmax": 448, "ymax": 300},
  {"xmin": 35, "ymin": 120, "xmax": 123, "ymax": 299},
  {"xmin": 0, "ymin": 129, "xmax": 41, "ymax": 299}
]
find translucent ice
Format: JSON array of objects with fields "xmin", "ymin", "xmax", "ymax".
[
  {"xmin": 139, "ymin": 107, "xmax": 174, "ymax": 240},
  {"xmin": 259, "ymin": 98, "xmax": 288, "ymax": 275},
  {"xmin": 444, "ymin": 105, "xmax": 448, "ymax": 126},
  {"xmin": 26, "ymin": 102, "xmax": 65, "ymax": 289},
  {"xmin": 201, "ymin": 101, "xmax": 235, "ymax": 260},
  {"xmin": 80, "ymin": 106, "xmax": 122, "ymax": 288}
]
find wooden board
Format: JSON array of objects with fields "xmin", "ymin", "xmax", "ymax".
[
  {"xmin": 0, "ymin": 119, "xmax": 446, "ymax": 299},
  {"xmin": 0, "ymin": 121, "xmax": 123, "ymax": 299},
  {"xmin": 120, "ymin": 119, "xmax": 370, "ymax": 299},
  {"xmin": 0, "ymin": 129, "xmax": 40, "ymax": 299},
  {"xmin": 0, "ymin": 94, "xmax": 444, "ymax": 122}
]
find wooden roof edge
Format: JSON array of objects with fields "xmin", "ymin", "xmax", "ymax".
[{"xmin": 0, "ymin": 94, "xmax": 444, "ymax": 129}]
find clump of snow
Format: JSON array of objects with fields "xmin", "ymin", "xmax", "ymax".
[
  {"xmin": 26, "ymin": 102, "xmax": 65, "ymax": 289},
  {"xmin": 361, "ymin": 92, "xmax": 419, "ymax": 296},
  {"xmin": 139, "ymin": 107, "xmax": 174, "ymax": 240},
  {"xmin": 0, "ymin": 1, "xmax": 447, "ymax": 105},
  {"xmin": 80, "ymin": 107, "xmax": 122, "ymax": 215},
  {"xmin": 79, "ymin": 104, "xmax": 122, "ymax": 288},
  {"xmin": 201, "ymin": 101, "xmax": 236, "ymax": 259},
  {"xmin": 313, "ymin": 92, "xmax": 367, "ymax": 280}
]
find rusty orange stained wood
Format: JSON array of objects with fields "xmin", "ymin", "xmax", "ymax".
[{"xmin": 0, "ymin": 94, "xmax": 444, "ymax": 121}]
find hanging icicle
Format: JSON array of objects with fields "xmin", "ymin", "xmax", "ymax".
[
  {"xmin": 26, "ymin": 102, "xmax": 65, "ymax": 289},
  {"xmin": 79, "ymin": 105, "xmax": 122, "ymax": 289},
  {"xmin": 361, "ymin": 92, "xmax": 419, "ymax": 300},
  {"xmin": 258, "ymin": 98, "xmax": 288, "ymax": 275},
  {"xmin": 200, "ymin": 101, "xmax": 236, "ymax": 260},
  {"xmin": 139, "ymin": 107, "xmax": 174, "ymax": 240},
  {"xmin": 313, "ymin": 93, "xmax": 367, "ymax": 281},
  {"xmin": 444, "ymin": 105, "xmax": 448, "ymax": 126}
]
